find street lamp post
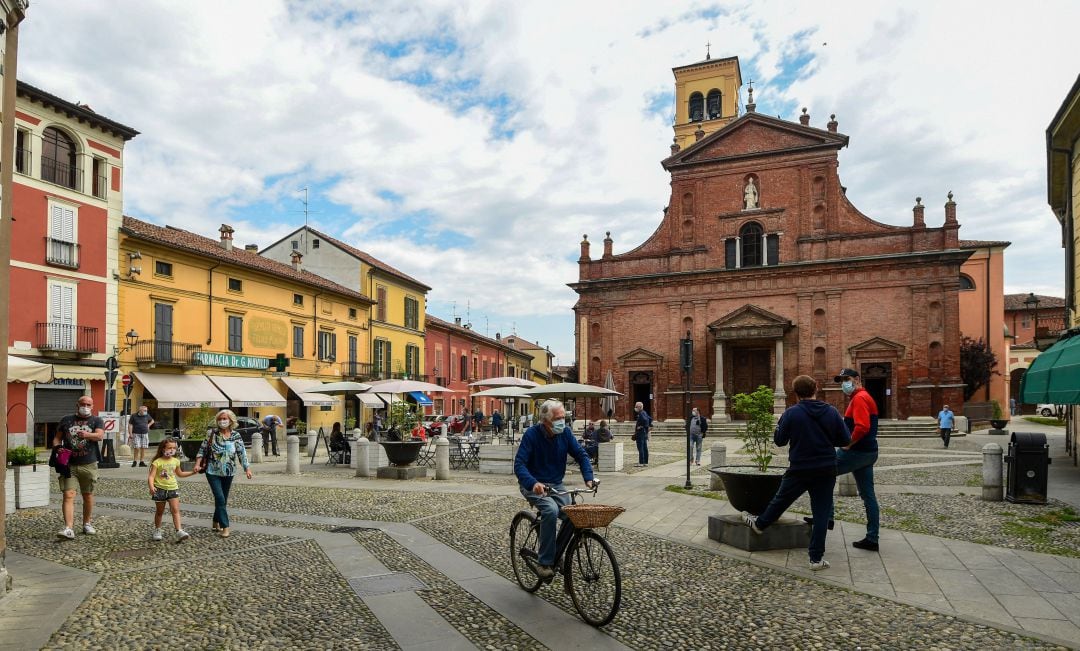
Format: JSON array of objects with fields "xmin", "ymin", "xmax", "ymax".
[
  {"xmin": 680, "ymin": 331, "xmax": 693, "ymax": 490},
  {"xmin": 105, "ymin": 329, "xmax": 140, "ymax": 412},
  {"xmin": 1023, "ymin": 293, "xmax": 1043, "ymax": 351}
]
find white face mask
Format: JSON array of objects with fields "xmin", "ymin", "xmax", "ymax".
[
  {"xmin": 841, "ymin": 381, "xmax": 855, "ymax": 396},
  {"xmin": 551, "ymin": 418, "xmax": 566, "ymax": 434},
  {"xmin": 217, "ymin": 419, "xmax": 231, "ymax": 429},
  {"xmin": 78, "ymin": 406, "xmax": 92, "ymax": 417},
  {"xmin": 163, "ymin": 449, "xmax": 176, "ymax": 457}
]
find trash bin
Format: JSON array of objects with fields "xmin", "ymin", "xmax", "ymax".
[{"xmin": 1004, "ymin": 432, "xmax": 1051, "ymax": 504}]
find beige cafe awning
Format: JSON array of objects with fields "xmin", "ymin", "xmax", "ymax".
[
  {"xmin": 356, "ymin": 393, "xmax": 386, "ymax": 408},
  {"xmin": 134, "ymin": 372, "xmax": 229, "ymax": 409},
  {"xmin": 207, "ymin": 375, "xmax": 287, "ymax": 407},
  {"xmin": 7, "ymin": 355, "xmax": 54, "ymax": 383},
  {"xmin": 52, "ymin": 364, "xmax": 106, "ymax": 381},
  {"xmin": 280, "ymin": 377, "xmax": 337, "ymax": 407}
]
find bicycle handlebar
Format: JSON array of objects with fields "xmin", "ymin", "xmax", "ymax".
[{"xmin": 544, "ymin": 481, "xmax": 599, "ymax": 497}]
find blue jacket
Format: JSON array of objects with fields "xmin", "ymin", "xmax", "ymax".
[
  {"xmin": 774, "ymin": 399, "xmax": 851, "ymax": 472},
  {"xmin": 938, "ymin": 409, "xmax": 954, "ymax": 429},
  {"xmin": 514, "ymin": 423, "xmax": 594, "ymax": 490}
]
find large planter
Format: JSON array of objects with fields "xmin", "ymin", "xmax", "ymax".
[
  {"xmin": 11, "ymin": 464, "xmax": 50, "ymax": 509},
  {"xmin": 710, "ymin": 466, "xmax": 785, "ymax": 515},
  {"xmin": 179, "ymin": 439, "xmax": 205, "ymax": 462},
  {"xmin": 4, "ymin": 469, "xmax": 14, "ymax": 514},
  {"xmin": 378, "ymin": 440, "xmax": 425, "ymax": 467}
]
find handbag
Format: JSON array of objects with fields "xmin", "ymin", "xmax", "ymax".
[
  {"xmin": 197, "ymin": 438, "xmax": 211, "ymax": 474},
  {"xmin": 631, "ymin": 431, "xmax": 638, "ymax": 442}
]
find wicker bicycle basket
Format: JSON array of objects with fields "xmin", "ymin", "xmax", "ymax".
[{"xmin": 562, "ymin": 504, "xmax": 625, "ymax": 529}]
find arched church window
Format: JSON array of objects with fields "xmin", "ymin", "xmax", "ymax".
[
  {"xmin": 706, "ymin": 90, "xmax": 721, "ymax": 119},
  {"xmin": 959, "ymin": 274, "xmax": 975, "ymax": 290},
  {"xmin": 688, "ymin": 92, "xmax": 704, "ymax": 122},
  {"xmin": 739, "ymin": 222, "xmax": 763, "ymax": 267}
]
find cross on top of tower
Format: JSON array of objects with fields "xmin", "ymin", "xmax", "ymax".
[{"xmin": 705, "ymin": 41, "xmax": 711, "ymax": 60}]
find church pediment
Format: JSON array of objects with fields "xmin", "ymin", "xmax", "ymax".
[
  {"xmin": 663, "ymin": 113, "xmax": 849, "ymax": 170},
  {"xmin": 617, "ymin": 347, "xmax": 664, "ymax": 364},
  {"xmin": 848, "ymin": 336, "xmax": 906, "ymax": 355},
  {"xmin": 708, "ymin": 304, "xmax": 791, "ymax": 340}
]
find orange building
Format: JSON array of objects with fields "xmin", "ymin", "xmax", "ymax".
[{"xmin": 957, "ymin": 241, "xmax": 1010, "ymax": 408}]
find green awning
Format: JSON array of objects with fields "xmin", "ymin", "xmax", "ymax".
[{"xmin": 1020, "ymin": 331, "xmax": 1080, "ymax": 404}]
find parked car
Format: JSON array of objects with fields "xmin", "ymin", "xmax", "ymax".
[
  {"xmin": 205, "ymin": 416, "xmax": 263, "ymax": 447},
  {"xmin": 1037, "ymin": 404, "xmax": 1064, "ymax": 418}
]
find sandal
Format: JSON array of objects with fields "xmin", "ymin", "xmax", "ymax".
[{"xmin": 220, "ymin": 528, "xmax": 230, "ymax": 538}]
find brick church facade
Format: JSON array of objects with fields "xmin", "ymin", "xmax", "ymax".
[{"xmin": 571, "ymin": 56, "xmax": 972, "ymax": 422}]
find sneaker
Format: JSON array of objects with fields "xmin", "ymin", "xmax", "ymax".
[
  {"xmin": 152, "ymin": 528, "xmax": 164, "ymax": 542},
  {"xmin": 802, "ymin": 517, "xmax": 836, "ymax": 531},
  {"xmin": 139, "ymin": 461, "xmax": 147, "ymax": 467},
  {"xmin": 535, "ymin": 565, "xmax": 555, "ymax": 580},
  {"xmin": 57, "ymin": 527, "xmax": 75, "ymax": 540},
  {"xmin": 175, "ymin": 530, "xmax": 190, "ymax": 542},
  {"xmin": 131, "ymin": 460, "xmax": 137, "ymax": 468},
  {"xmin": 741, "ymin": 511, "xmax": 763, "ymax": 534},
  {"xmin": 852, "ymin": 538, "xmax": 880, "ymax": 552},
  {"xmin": 809, "ymin": 559, "xmax": 831, "ymax": 571},
  {"xmin": 82, "ymin": 522, "xmax": 96, "ymax": 535}
]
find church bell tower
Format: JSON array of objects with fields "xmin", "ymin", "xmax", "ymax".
[{"xmin": 672, "ymin": 51, "xmax": 742, "ymax": 150}]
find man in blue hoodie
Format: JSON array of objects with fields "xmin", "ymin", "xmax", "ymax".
[
  {"xmin": 514, "ymin": 399, "xmax": 595, "ymax": 580},
  {"xmin": 742, "ymin": 375, "xmax": 850, "ymax": 570}
]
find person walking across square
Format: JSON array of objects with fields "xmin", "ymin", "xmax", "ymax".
[
  {"xmin": 633, "ymin": 401, "xmax": 652, "ymax": 466},
  {"xmin": 937, "ymin": 404, "xmax": 955, "ymax": 449},
  {"xmin": 687, "ymin": 407, "xmax": 708, "ymax": 465},
  {"xmin": 147, "ymin": 438, "xmax": 196, "ymax": 542},
  {"xmin": 54, "ymin": 396, "xmax": 105, "ymax": 540}
]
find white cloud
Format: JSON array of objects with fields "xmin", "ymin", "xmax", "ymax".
[{"xmin": 16, "ymin": 0, "xmax": 1080, "ymax": 363}]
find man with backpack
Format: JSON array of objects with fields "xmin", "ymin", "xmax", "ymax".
[{"xmin": 687, "ymin": 407, "xmax": 709, "ymax": 465}]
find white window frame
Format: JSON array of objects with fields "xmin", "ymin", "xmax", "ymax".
[{"xmin": 47, "ymin": 278, "xmax": 78, "ymax": 350}]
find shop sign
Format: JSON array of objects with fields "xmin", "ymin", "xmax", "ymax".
[
  {"xmin": 193, "ymin": 352, "xmax": 269, "ymax": 370},
  {"xmin": 40, "ymin": 378, "xmax": 85, "ymax": 388}
]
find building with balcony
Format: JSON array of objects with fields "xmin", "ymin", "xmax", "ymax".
[
  {"xmin": 502, "ymin": 334, "xmax": 555, "ymax": 386},
  {"xmin": 6, "ymin": 81, "xmax": 138, "ymax": 446},
  {"xmin": 261, "ymin": 226, "xmax": 430, "ymax": 388},
  {"xmin": 424, "ymin": 315, "xmax": 532, "ymax": 419},
  {"xmin": 118, "ymin": 217, "xmax": 375, "ymax": 435}
]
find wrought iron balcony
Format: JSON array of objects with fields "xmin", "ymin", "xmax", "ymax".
[
  {"xmin": 45, "ymin": 237, "xmax": 80, "ymax": 269},
  {"xmin": 340, "ymin": 361, "xmax": 376, "ymax": 378},
  {"xmin": 134, "ymin": 339, "xmax": 203, "ymax": 366},
  {"xmin": 92, "ymin": 173, "xmax": 108, "ymax": 199},
  {"xmin": 41, "ymin": 156, "xmax": 82, "ymax": 191},
  {"xmin": 35, "ymin": 322, "xmax": 98, "ymax": 354},
  {"xmin": 345, "ymin": 364, "xmax": 429, "ymax": 383}
]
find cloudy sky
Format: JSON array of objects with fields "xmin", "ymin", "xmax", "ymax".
[{"xmin": 17, "ymin": 1, "xmax": 1079, "ymax": 364}]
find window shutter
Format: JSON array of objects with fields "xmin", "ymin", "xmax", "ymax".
[
  {"xmin": 349, "ymin": 335, "xmax": 357, "ymax": 363},
  {"xmin": 766, "ymin": 234, "xmax": 779, "ymax": 266},
  {"xmin": 331, "ymin": 333, "xmax": 337, "ymax": 360},
  {"xmin": 377, "ymin": 288, "xmax": 387, "ymax": 321},
  {"xmin": 385, "ymin": 341, "xmax": 392, "ymax": 374},
  {"xmin": 724, "ymin": 239, "xmax": 736, "ymax": 269}
]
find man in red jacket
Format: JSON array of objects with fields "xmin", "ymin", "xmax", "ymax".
[{"xmin": 834, "ymin": 368, "xmax": 880, "ymax": 552}]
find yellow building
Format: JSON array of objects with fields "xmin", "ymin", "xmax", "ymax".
[
  {"xmin": 261, "ymin": 226, "xmax": 430, "ymax": 385},
  {"xmin": 1046, "ymin": 73, "xmax": 1080, "ymax": 463},
  {"xmin": 502, "ymin": 335, "xmax": 554, "ymax": 385},
  {"xmin": 671, "ymin": 54, "xmax": 742, "ymax": 151},
  {"xmin": 118, "ymin": 217, "xmax": 375, "ymax": 435}
]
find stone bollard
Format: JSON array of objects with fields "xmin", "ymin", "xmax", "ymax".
[
  {"xmin": 286, "ymin": 435, "xmax": 300, "ymax": 475},
  {"xmin": 982, "ymin": 442, "xmax": 1004, "ymax": 501},
  {"xmin": 250, "ymin": 431, "xmax": 264, "ymax": 464},
  {"xmin": 436, "ymin": 437, "xmax": 450, "ymax": 480},
  {"xmin": 349, "ymin": 435, "xmax": 362, "ymax": 470},
  {"xmin": 307, "ymin": 429, "xmax": 318, "ymax": 457},
  {"xmin": 355, "ymin": 438, "xmax": 370, "ymax": 478},
  {"xmin": 838, "ymin": 472, "xmax": 857, "ymax": 497},
  {"xmin": 709, "ymin": 443, "xmax": 727, "ymax": 491},
  {"xmin": 440, "ymin": 423, "xmax": 448, "ymax": 439}
]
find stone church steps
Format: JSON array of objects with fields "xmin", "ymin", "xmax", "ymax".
[{"xmin": 605, "ymin": 419, "xmax": 941, "ymax": 438}]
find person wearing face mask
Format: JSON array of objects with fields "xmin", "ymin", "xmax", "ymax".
[
  {"xmin": 127, "ymin": 404, "xmax": 155, "ymax": 468},
  {"xmin": 147, "ymin": 438, "xmax": 196, "ymax": 542},
  {"xmin": 195, "ymin": 409, "xmax": 253, "ymax": 538},
  {"xmin": 513, "ymin": 399, "xmax": 595, "ymax": 580},
  {"xmin": 832, "ymin": 368, "xmax": 881, "ymax": 552},
  {"xmin": 53, "ymin": 397, "xmax": 106, "ymax": 540}
]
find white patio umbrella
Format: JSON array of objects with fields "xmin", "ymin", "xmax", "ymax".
[
  {"xmin": 523, "ymin": 382, "xmax": 623, "ymax": 429},
  {"xmin": 7, "ymin": 355, "xmax": 53, "ymax": 383},
  {"xmin": 306, "ymin": 381, "xmax": 372, "ymax": 395},
  {"xmin": 360, "ymin": 379, "xmax": 453, "ymax": 430},
  {"xmin": 468, "ymin": 376, "xmax": 538, "ymax": 388},
  {"xmin": 471, "ymin": 386, "xmax": 531, "ymax": 399}
]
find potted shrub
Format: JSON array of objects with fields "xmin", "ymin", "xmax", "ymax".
[
  {"xmin": 709, "ymin": 385, "xmax": 784, "ymax": 515},
  {"xmin": 378, "ymin": 400, "xmax": 425, "ymax": 466},
  {"xmin": 989, "ymin": 399, "xmax": 1008, "ymax": 434},
  {"xmin": 8, "ymin": 444, "xmax": 48, "ymax": 509},
  {"xmin": 178, "ymin": 406, "xmax": 214, "ymax": 461}
]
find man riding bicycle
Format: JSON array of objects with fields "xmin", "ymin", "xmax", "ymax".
[{"xmin": 513, "ymin": 399, "xmax": 596, "ymax": 580}]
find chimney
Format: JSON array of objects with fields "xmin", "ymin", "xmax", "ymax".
[
  {"xmin": 944, "ymin": 191, "xmax": 957, "ymax": 224},
  {"xmin": 913, "ymin": 197, "xmax": 925, "ymax": 228},
  {"xmin": 694, "ymin": 124, "xmax": 705, "ymax": 141},
  {"xmin": 455, "ymin": 316, "xmax": 462, "ymax": 326},
  {"xmin": 579, "ymin": 234, "xmax": 590, "ymax": 262},
  {"xmin": 603, "ymin": 231, "xmax": 613, "ymax": 259},
  {"xmin": 244, "ymin": 244, "xmax": 258, "ymax": 252},
  {"xmin": 290, "ymin": 250, "xmax": 303, "ymax": 272},
  {"xmin": 670, "ymin": 137, "xmax": 680, "ymax": 155},
  {"xmin": 218, "ymin": 224, "xmax": 235, "ymax": 251},
  {"xmin": 799, "ymin": 108, "xmax": 810, "ymax": 126},
  {"xmin": 827, "ymin": 114, "xmax": 838, "ymax": 133}
]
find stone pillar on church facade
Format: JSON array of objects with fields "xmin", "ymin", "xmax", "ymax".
[
  {"xmin": 711, "ymin": 339, "xmax": 729, "ymax": 422},
  {"xmin": 773, "ymin": 337, "xmax": 788, "ymax": 414}
]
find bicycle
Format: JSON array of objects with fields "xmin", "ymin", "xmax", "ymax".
[{"xmin": 509, "ymin": 483, "xmax": 624, "ymax": 627}]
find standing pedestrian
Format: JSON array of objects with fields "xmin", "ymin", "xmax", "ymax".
[
  {"xmin": 832, "ymin": 368, "xmax": 881, "ymax": 552},
  {"xmin": 742, "ymin": 375, "xmax": 850, "ymax": 571},
  {"xmin": 127, "ymin": 404, "xmax": 154, "ymax": 468},
  {"xmin": 147, "ymin": 438, "xmax": 195, "ymax": 542},
  {"xmin": 937, "ymin": 404, "xmax": 955, "ymax": 448},
  {"xmin": 261, "ymin": 413, "xmax": 283, "ymax": 456},
  {"xmin": 54, "ymin": 396, "xmax": 105, "ymax": 540},
  {"xmin": 519, "ymin": 413, "xmax": 527, "ymax": 434},
  {"xmin": 195, "ymin": 410, "xmax": 252, "ymax": 538},
  {"xmin": 492, "ymin": 410, "xmax": 503, "ymax": 435},
  {"xmin": 633, "ymin": 401, "xmax": 653, "ymax": 467},
  {"xmin": 687, "ymin": 407, "xmax": 709, "ymax": 465},
  {"xmin": 1009, "ymin": 397, "xmax": 1018, "ymax": 417}
]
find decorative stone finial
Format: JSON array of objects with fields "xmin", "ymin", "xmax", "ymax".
[
  {"xmin": 916, "ymin": 197, "xmax": 922, "ymax": 205},
  {"xmin": 827, "ymin": 113, "xmax": 838, "ymax": 133},
  {"xmin": 670, "ymin": 137, "xmax": 680, "ymax": 155},
  {"xmin": 947, "ymin": 191, "xmax": 954, "ymax": 202},
  {"xmin": 799, "ymin": 107, "xmax": 810, "ymax": 126},
  {"xmin": 745, "ymin": 78, "xmax": 756, "ymax": 113}
]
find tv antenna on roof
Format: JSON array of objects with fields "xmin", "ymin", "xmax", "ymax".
[{"xmin": 296, "ymin": 188, "xmax": 321, "ymax": 227}]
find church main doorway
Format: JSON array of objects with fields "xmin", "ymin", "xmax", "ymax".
[
  {"xmin": 860, "ymin": 363, "xmax": 891, "ymax": 419},
  {"xmin": 629, "ymin": 371, "xmax": 653, "ymax": 419},
  {"xmin": 732, "ymin": 348, "xmax": 771, "ymax": 395}
]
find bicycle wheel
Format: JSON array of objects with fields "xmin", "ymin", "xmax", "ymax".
[
  {"xmin": 510, "ymin": 511, "xmax": 543, "ymax": 592},
  {"xmin": 565, "ymin": 530, "xmax": 621, "ymax": 627}
]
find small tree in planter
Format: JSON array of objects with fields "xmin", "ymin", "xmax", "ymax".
[
  {"xmin": 731, "ymin": 385, "xmax": 776, "ymax": 472},
  {"xmin": 7, "ymin": 445, "xmax": 38, "ymax": 467},
  {"xmin": 179, "ymin": 406, "xmax": 215, "ymax": 461},
  {"xmin": 989, "ymin": 399, "xmax": 1008, "ymax": 433},
  {"xmin": 8, "ymin": 444, "xmax": 48, "ymax": 509}
]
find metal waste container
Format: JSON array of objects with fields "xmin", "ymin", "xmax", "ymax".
[{"xmin": 1004, "ymin": 432, "xmax": 1051, "ymax": 504}]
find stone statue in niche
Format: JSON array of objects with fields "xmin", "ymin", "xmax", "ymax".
[{"xmin": 743, "ymin": 177, "xmax": 759, "ymax": 210}]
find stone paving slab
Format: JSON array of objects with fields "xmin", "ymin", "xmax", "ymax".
[{"xmin": 0, "ymin": 551, "xmax": 98, "ymax": 651}]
